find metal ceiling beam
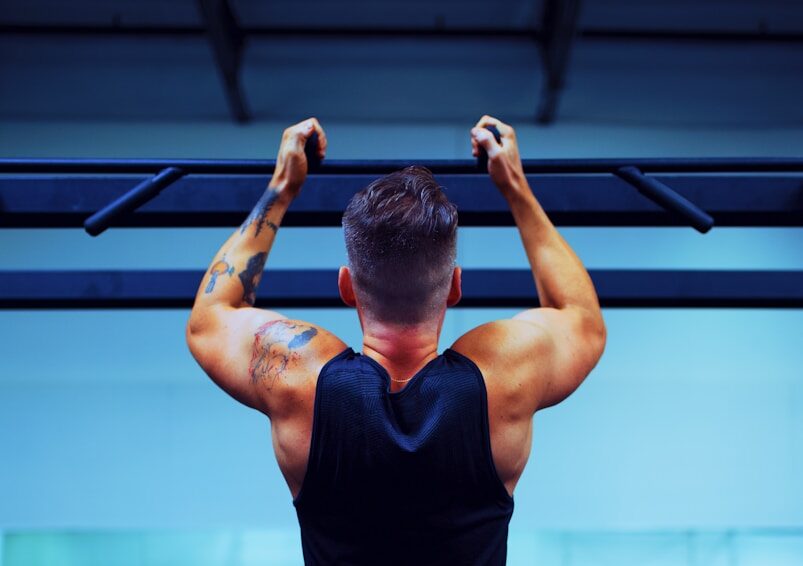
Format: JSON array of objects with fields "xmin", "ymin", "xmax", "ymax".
[
  {"xmin": 196, "ymin": 0, "xmax": 250, "ymax": 123},
  {"xmin": 537, "ymin": 0, "xmax": 582, "ymax": 124},
  {"xmin": 1, "ymin": 269, "xmax": 801, "ymax": 310},
  {"xmin": 3, "ymin": 24, "xmax": 802, "ymax": 43}
]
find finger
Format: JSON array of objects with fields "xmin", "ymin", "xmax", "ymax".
[
  {"xmin": 471, "ymin": 127, "xmax": 502, "ymax": 159},
  {"xmin": 470, "ymin": 134, "xmax": 479, "ymax": 158},
  {"xmin": 288, "ymin": 119, "xmax": 313, "ymax": 138},
  {"xmin": 473, "ymin": 114, "xmax": 494, "ymax": 129},
  {"xmin": 308, "ymin": 118, "xmax": 328, "ymax": 160},
  {"xmin": 474, "ymin": 115, "xmax": 515, "ymax": 143},
  {"xmin": 283, "ymin": 120, "xmax": 314, "ymax": 153},
  {"xmin": 305, "ymin": 117, "xmax": 328, "ymax": 159}
]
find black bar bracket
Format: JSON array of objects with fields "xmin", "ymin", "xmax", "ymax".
[
  {"xmin": 83, "ymin": 167, "xmax": 186, "ymax": 236},
  {"xmin": 616, "ymin": 166, "xmax": 715, "ymax": 233}
]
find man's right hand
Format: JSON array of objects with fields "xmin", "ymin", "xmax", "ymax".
[
  {"xmin": 270, "ymin": 118, "xmax": 328, "ymax": 199},
  {"xmin": 471, "ymin": 115, "xmax": 529, "ymax": 199}
]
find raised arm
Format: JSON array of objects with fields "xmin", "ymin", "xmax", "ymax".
[
  {"xmin": 186, "ymin": 119, "xmax": 345, "ymax": 415},
  {"xmin": 452, "ymin": 116, "xmax": 606, "ymax": 411}
]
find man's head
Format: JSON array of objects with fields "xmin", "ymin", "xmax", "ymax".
[{"xmin": 340, "ymin": 166, "xmax": 461, "ymax": 326}]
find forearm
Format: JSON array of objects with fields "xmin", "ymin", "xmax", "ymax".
[
  {"xmin": 507, "ymin": 184, "xmax": 601, "ymax": 315},
  {"xmin": 191, "ymin": 181, "xmax": 292, "ymax": 316}
]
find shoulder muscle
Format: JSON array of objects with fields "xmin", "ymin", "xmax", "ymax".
[
  {"xmin": 187, "ymin": 306, "xmax": 346, "ymax": 416},
  {"xmin": 451, "ymin": 307, "xmax": 605, "ymax": 413}
]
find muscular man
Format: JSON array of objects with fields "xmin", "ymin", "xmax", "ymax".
[{"xmin": 187, "ymin": 116, "xmax": 606, "ymax": 565}]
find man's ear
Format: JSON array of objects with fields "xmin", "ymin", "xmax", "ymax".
[
  {"xmin": 447, "ymin": 266, "xmax": 462, "ymax": 307},
  {"xmin": 338, "ymin": 266, "xmax": 357, "ymax": 307}
]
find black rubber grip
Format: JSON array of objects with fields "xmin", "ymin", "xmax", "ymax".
[
  {"xmin": 477, "ymin": 125, "xmax": 502, "ymax": 172},
  {"xmin": 305, "ymin": 131, "xmax": 322, "ymax": 170}
]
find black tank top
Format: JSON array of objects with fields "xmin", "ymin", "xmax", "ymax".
[{"xmin": 293, "ymin": 347, "xmax": 515, "ymax": 565}]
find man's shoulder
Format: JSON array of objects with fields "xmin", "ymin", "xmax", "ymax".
[
  {"xmin": 451, "ymin": 319, "xmax": 552, "ymax": 374},
  {"xmin": 248, "ymin": 318, "xmax": 348, "ymax": 412},
  {"xmin": 450, "ymin": 319, "xmax": 553, "ymax": 415}
]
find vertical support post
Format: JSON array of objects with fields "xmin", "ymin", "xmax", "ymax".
[
  {"xmin": 537, "ymin": 0, "xmax": 582, "ymax": 124},
  {"xmin": 196, "ymin": 0, "xmax": 250, "ymax": 123}
]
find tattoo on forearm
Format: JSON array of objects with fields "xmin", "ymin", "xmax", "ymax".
[
  {"xmin": 249, "ymin": 321, "xmax": 319, "ymax": 388},
  {"xmin": 205, "ymin": 258, "xmax": 235, "ymax": 294},
  {"xmin": 240, "ymin": 189, "xmax": 280, "ymax": 237},
  {"xmin": 238, "ymin": 252, "xmax": 267, "ymax": 305}
]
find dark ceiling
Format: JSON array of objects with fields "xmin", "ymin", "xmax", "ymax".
[
  {"xmin": 3, "ymin": 0, "xmax": 802, "ymax": 32},
  {"xmin": 2, "ymin": 0, "xmax": 802, "ymax": 125}
]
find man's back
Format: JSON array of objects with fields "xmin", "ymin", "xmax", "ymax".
[
  {"xmin": 292, "ymin": 347, "xmax": 513, "ymax": 565},
  {"xmin": 222, "ymin": 312, "xmax": 600, "ymax": 508}
]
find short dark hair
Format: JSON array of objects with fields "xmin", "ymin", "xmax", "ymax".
[{"xmin": 342, "ymin": 166, "xmax": 458, "ymax": 325}]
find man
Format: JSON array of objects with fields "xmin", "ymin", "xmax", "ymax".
[{"xmin": 187, "ymin": 116, "xmax": 606, "ymax": 565}]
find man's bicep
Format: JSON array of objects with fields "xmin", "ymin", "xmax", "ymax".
[{"xmin": 513, "ymin": 307, "xmax": 605, "ymax": 409}]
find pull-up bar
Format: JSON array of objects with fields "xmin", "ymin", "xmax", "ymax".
[
  {"xmin": 1, "ymin": 157, "xmax": 801, "ymax": 230},
  {"xmin": 2, "ymin": 157, "xmax": 802, "ymax": 175}
]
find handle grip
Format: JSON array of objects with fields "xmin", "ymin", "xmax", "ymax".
[
  {"xmin": 305, "ymin": 131, "xmax": 322, "ymax": 171},
  {"xmin": 477, "ymin": 125, "xmax": 502, "ymax": 172}
]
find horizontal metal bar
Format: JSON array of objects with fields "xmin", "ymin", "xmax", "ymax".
[
  {"xmin": 2, "ymin": 158, "xmax": 803, "ymax": 175},
  {"xmin": 2, "ymin": 24, "xmax": 802, "ymax": 43},
  {"xmin": 0, "ymin": 269, "xmax": 800, "ymax": 309},
  {"xmin": 1, "ymin": 173, "xmax": 801, "ymax": 228}
]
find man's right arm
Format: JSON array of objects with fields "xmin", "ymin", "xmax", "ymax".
[{"xmin": 452, "ymin": 116, "xmax": 606, "ymax": 412}]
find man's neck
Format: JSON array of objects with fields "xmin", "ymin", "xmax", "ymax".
[{"xmin": 361, "ymin": 320, "xmax": 441, "ymax": 390}]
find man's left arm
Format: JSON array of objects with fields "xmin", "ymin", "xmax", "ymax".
[{"xmin": 186, "ymin": 118, "xmax": 345, "ymax": 415}]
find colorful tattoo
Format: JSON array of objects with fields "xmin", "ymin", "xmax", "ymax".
[
  {"xmin": 238, "ymin": 251, "xmax": 267, "ymax": 305},
  {"xmin": 240, "ymin": 189, "xmax": 280, "ymax": 238},
  {"xmin": 205, "ymin": 259, "xmax": 235, "ymax": 294},
  {"xmin": 249, "ymin": 321, "xmax": 319, "ymax": 388}
]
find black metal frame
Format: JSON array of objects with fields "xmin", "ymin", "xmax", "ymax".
[{"xmin": 1, "ymin": 156, "xmax": 801, "ymax": 310}]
